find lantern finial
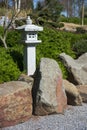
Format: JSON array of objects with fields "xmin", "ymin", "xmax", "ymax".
[{"xmin": 26, "ymin": 16, "xmax": 32, "ymax": 25}]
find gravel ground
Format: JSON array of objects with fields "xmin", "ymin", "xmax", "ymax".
[{"xmin": 2, "ymin": 103, "xmax": 87, "ymax": 130}]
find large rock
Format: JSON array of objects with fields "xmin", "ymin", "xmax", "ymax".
[
  {"xmin": 63, "ymin": 80, "xmax": 82, "ymax": 105},
  {"xmin": 33, "ymin": 58, "xmax": 67, "ymax": 115},
  {"xmin": 0, "ymin": 81, "xmax": 32, "ymax": 128},
  {"xmin": 59, "ymin": 53, "xmax": 87, "ymax": 85},
  {"xmin": 77, "ymin": 85, "xmax": 87, "ymax": 103},
  {"xmin": 58, "ymin": 22, "xmax": 78, "ymax": 32}
]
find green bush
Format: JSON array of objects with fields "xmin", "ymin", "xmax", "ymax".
[
  {"xmin": 8, "ymin": 46, "xmax": 24, "ymax": 71},
  {"xmin": 57, "ymin": 23, "xmax": 64, "ymax": 28},
  {"xmin": 6, "ymin": 30, "xmax": 21, "ymax": 47},
  {"xmin": 0, "ymin": 26, "xmax": 4, "ymax": 47},
  {"xmin": 0, "ymin": 27, "xmax": 24, "ymax": 83},
  {"xmin": 0, "ymin": 26, "xmax": 4, "ymax": 35},
  {"xmin": 76, "ymin": 27, "xmax": 86, "ymax": 34},
  {"xmin": 59, "ymin": 16, "xmax": 87, "ymax": 25},
  {"xmin": 84, "ymin": 18, "xmax": 87, "ymax": 25},
  {"xmin": 46, "ymin": 21, "xmax": 59, "ymax": 28},
  {"xmin": 15, "ymin": 19, "xmax": 26, "ymax": 26},
  {"xmin": 0, "ymin": 47, "xmax": 21, "ymax": 83},
  {"xmin": 37, "ymin": 18, "xmax": 46, "ymax": 25},
  {"xmin": 0, "ymin": 27, "xmax": 21, "ymax": 47},
  {"xmin": 73, "ymin": 39, "xmax": 87, "ymax": 57},
  {"xmin": 59, "ymin": 17, "xmax": 81, "ymax": 24}
]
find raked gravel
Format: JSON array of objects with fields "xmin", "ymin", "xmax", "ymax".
[{"xmin": 2, "ymin": 103, "xmax": 87, "ymax": 130}]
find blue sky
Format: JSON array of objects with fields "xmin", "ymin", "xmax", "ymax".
[
  {"xmin": 33, "ymin": 0, "xmax": 44, "ymax": 8},
  {"xmin": 33, "ymin": 0, "xmax": 38, "ymax": 8}
]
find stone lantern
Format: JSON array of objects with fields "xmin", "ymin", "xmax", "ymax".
[{"xmin": 16, "ymin": 16, "xmax": 43, "ymax": 75}]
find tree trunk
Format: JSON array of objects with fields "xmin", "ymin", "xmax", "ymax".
[
  {"xmin": 18, "ymin": 0, "xmax": 21, "ymax": 12},
  {"xmin": 15, "ymin": 0, "xmax": 18, "ymax": 10},
  {"xmin": 67, "ymin": 0, "xmax": 69, "ymax": 17},
  {"xmin": 82, "ymin": 0, "xmax": 84, "ymax": 26},
  {"xmin": 0, "ymin": 35, "xmax": 8, "ymax": 49}
]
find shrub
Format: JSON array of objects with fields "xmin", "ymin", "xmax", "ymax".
[
  {"xmin": 0, "ymin": 26, "xmax": 4, "ymax": 47},
  {"xmin": 37, "ymin": 18, "xmax": 46, "ymax": 25},
  {"xmin": 59, "ymin": 16, "xmax": 87, "ymax": 25},
  {"xmin": 46, "ymin": 21, "xmax": 59, "ymax": 28},
  {"xmin": 0, "ymin": 26, "xmax": 4, "ymax": 35},
  {"xmin": 15, "ymin": 19, "xmax": 25, "ymax": 26},
  {"xmin": 0, "ymin": 47, "xmax": 21, "ymax": 83},
  {"xmin": 76, "ymin": 27, "xmax": 86, "ymax": 34},
  {"xmin": 57, "ymin": 23, "xmax": 64, "ymax": 28},
  {"xmin": 0, "ymin": 27, "xmax": 21, "ymax": 48},
  {"xmin": 9, "ymin": 46, "xmax": 24, "ymax": 71},
  {"xmin": 73, "ymin": 39, "xmax": 87, "ymax": 57},
  {"xmin": 6, "ymin": 30, "xmax": 21, "ymax": 47},
  {"xmin": 59, "ymin": 17, "xmax": 81, "ymax": 24}
]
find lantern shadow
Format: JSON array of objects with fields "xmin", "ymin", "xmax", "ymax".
[{"xmin": 32, "ymin": 67, "xmax": 41, "ymax": 115}]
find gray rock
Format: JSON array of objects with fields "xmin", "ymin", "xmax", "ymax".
[
  {"xmin": 77, "ymin": 85, "xmax": 87, "ymax": 103},
  {"xmin": 59, "ymin": 53, "xmax": 87, "ymax": 85},
  {"xmin": 34, "ymin": 58, "xmax": 67, "ymax": 115},
  {"xmin": 63, "ymin": 79, "xmax": 82, "ymax": 105}
]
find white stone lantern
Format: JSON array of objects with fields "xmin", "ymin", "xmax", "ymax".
[{"xmin": 16, "ymin": 16, "xmax": 43, "ymax": 75}]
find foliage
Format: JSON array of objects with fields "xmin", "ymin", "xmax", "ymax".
[
  {"xmin": 6, "ymin": 30, "xmax": 21, "ymax": 47},
  {"xmin": 0, "ymin": 47, "xmax": 21, "ymax": 83},
  {"xmin": 0, "ymin": 8, "xmax": 6, "ymax": 15},
  {"xmin": 45, "ymin": 0, "xmax": 63, "ymax": 22},
  {"xmin": 0, "ymin": 26, "xmax": 4, "ymax": 36},
  {"xmin": 57, "ymin": 22, "xmax": 64, "ymax": 28},
  {"xmin": 59, "ymin": 16, "xmax": 87, "ymax": 25},
  {"xmin": 15, "ymin": 19, "xmax": 26, "ymax": 26},
  {"xmin": 8, "ymin": 46, "xmax": 24, "ymax": 71},
  {"xmin": 36, "ymin": 1, "xmax": 43, "ymax": 11},
  {"xmin": 0, "ymin": 24, "xmax": 87, "ymax": 81},
  {"xmin": 0, "ymin": 27, "xmax": 21, "ymax": 48},
  {"xmin": 76, "ymin": 27, "xmax": 87, "ymax": 33},
  {"xmin": 73, "ymin": 39, "xmax": 87, "ymax": 57},
  {"xmin": 46, "ymin": 21, "xmax": 59, "ymax": 28},
  {"xmin": 0, "ymin": 28, "xmax": 23, "ymax": 83},
  {"xmin": 0, "ymin": 26, "xmax": 4, "ymax": 47},
  {"xmin": 36, "ymin": 17, "xmax": 46, "ymax": 26},
  {"xmin": 34, "ymin": 0, "xmax": 63, "ymax": 22},
  {"xmin": 59, "ymin": 16, "xmax": 80, "ymax": 24},
  {"xmin": 84, "ymin": 7, "xmax": 87, "ymax": 18}
]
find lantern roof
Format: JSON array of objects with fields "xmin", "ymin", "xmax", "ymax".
[{"xmin": 16, "ymin": 16, "xmax": 43, "ymax": 31}]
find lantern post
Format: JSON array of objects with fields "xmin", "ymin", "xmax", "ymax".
[{"xmin": 16, "ymin": 16, "xmax": 43, "ymax": 75}]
